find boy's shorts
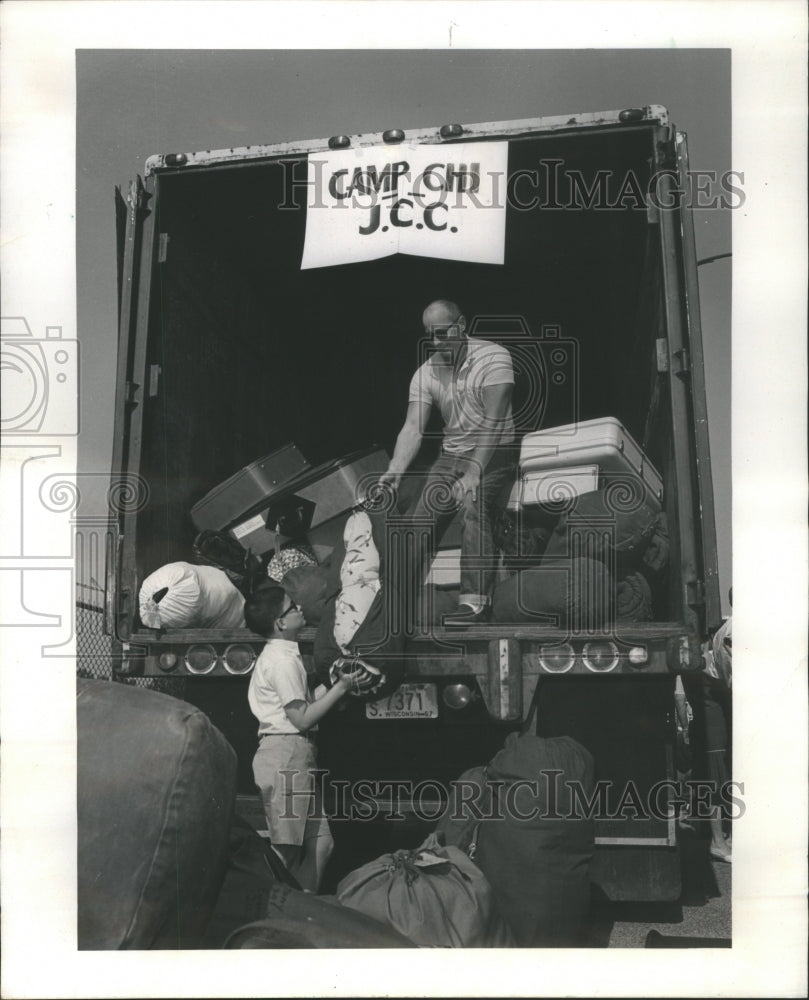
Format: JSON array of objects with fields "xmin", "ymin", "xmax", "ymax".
[{"xmin": 252, "ymin": 734, "xmax": 330, "ymax": 847}]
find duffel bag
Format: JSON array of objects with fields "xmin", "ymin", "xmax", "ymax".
[
  {"xmin": 201, "ymin": 815, "xmax": 300, "ymax": 949},
  {"xmin": 335, "ymin": 836, "xmax": 514, "ymax": 948},
  {"xmin": 438, "ymin": 732, "xmax": 596, "ymax": 947},
  {"xmin": 77, "ymin": 678, "xmax": 237, "ymax": 949}
]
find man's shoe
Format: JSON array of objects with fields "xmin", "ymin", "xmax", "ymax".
[{"xmin": 443, "ymin": 604, "xmax": 491, "ymax": 627}]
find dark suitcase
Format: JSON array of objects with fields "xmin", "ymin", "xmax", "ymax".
[
  {"xmin": 228, "ymin": 447, "xmax": 389, "ymax": 557},
  {"xmin": 191, "ymin": 443, "xmax": 310, "ymax": 531}
]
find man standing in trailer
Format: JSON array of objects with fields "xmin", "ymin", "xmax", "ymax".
[{"xmin": 380, "ymin": 299, "xmax": 518, "ymax": 626}]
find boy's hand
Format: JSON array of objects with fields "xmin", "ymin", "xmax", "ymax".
[
  {"xmin": 331, "ymin": 656, "xmax": 383, "ymax": 695},
  {"xmin": 334, "ymin": 669, "xmax": 369, "ymax": 694}
]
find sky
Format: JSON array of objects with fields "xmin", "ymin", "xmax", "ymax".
[
  {"xmin": 1, "ymin": 4, "xmax": 806, "ymax": 999},
  {"xmin": 76, "ymin": 47, "xmax": 733, "ymax": 605}
]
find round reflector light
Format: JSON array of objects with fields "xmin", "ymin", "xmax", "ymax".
[
  {"xmin": 223, "ymin": 644, "xmax": 256, "ymax": 675},
  {"xmin": 539, "ymin": 643, "xmax": 575, "ymax": 673},
  {"xmin": 583, "ymin": 640, "xmax": 619, "ymax": 673},
  {"xmin": 442, "ymin": 683, "xmax": 472, "ymax": 710},
  {"xmin": 185, "ymin": 644, "xmax": 217, "ymax": 675}
]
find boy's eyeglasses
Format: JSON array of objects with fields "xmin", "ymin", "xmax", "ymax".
[{"xmin": 279, "ymin": 600, "xmax": 300, "ymax": 618}]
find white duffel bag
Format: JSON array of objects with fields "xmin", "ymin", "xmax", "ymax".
[{"xmin": 139, "ymin": 562, "xmax": 245, "ymax": 629}]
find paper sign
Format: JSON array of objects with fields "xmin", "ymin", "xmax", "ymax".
[{"xmin": 301, "ymin": 142, "xmax": 508, "ymax": 269}]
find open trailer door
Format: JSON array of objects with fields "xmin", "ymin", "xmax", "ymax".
[
  {"xmin": 674, "ymin": 130, "xmax": 723, "ymax": 632},
  {"xmin": 109, "ymin": 175, "xmax": 158, "ymax": 641}
]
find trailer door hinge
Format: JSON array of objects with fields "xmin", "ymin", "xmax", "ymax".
[
  {"xmin": 685, "ymin": 578, "xmax": 705, "ymax": 607},
  {"xmin": 124, "ymin": 380, "xmax": 139, "ymax": 406},
  {"xmin": 656, "ymin": 338, "xmax": 670, "ymax": 373},
  {"xmin": 671, "ymin": 346, "xmax": 691, "ymax": 379},
  {"xmin": 158, "ymin": 233, "xmax": 170, "ymax": 263}
]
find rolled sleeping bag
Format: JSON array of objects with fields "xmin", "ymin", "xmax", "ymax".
[
  {"xmin": 139, "ymin": 561, "xmax": 245, "ymax": 629},
  {"xmin": 543, "ymin": 488, "xmax": 660, "ymax": 570},
  {"xmin": 616, "ymin": 569, "xmax": 654, "ymax": 621}
]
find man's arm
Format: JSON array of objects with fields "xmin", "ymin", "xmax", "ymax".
[
  {"xmin": 379, "ymin": 400, "xmax": 431, "ymax": 488},
  {"xmin": 452, "ymin": 382, "xmax": 513, "ymax": 502}
]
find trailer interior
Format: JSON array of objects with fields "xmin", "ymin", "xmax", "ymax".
[{"xmin": 130, "ymin": 122, "xmax": 694, "ymax": 631}]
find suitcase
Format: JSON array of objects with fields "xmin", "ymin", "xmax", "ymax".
[
  {"xmin": 229, "ymin": 447, "xmax": 390, "ymax": 556},
  {"xmin": 518, "ymin": 417, "xmax": 663, "ymax": 509},
  {"xmin": 191, "ymin": 444, "xmax": 310, "ymax": 531}
]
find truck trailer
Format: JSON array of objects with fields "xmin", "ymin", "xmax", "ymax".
[{"xmin": 109, "ymin": 105, "xmax": 722, "ymax": 902}]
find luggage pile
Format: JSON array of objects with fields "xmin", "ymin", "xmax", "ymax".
[
  {"xmin": 136, "ymin": 443, "xmax": 390, "ymax": 630},
  {"xmin": 510, "ymin": 417, "xmax": 667, "ymax": 624},
  {"xmin": 138, "ymin": 419, "xmax": 665, "ymax": 633},
  {"xmin": 78, "ymin": 676, "xmax": 596, "ymax": 949},
  {"xmin": 221, "ymin": 729, "xmax": 596, "ymax": 949},
  {"xmin": 423, "ymin": 417, "xmax": 670, "ymax": 627}
]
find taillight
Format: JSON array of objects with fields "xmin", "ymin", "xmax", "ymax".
[
  {"xmin": 158, "ymin": 652, "xmax": 178, "ymax": 672},
  {"xmin": 223, "ymin": 644, "xmax": 256, "ymax": 675},
  {"xmin": 582, "ymin": 640, "xmax": 619, "ymax": 672},
  {"xmin": 539, "ymin": 643, "xmax": 575, "ymax": 673},
  {"xmin": 185, "ymin": 643, "xmax": 217, "ymax": 675},
  {"xmin": 442, "ymin": 683, "xmax": 473, "ymax": 710}
]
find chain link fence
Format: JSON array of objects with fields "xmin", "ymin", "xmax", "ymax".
[{"xmin": 76, "ymin": 590, "xmax": 186, "ymax": 699}]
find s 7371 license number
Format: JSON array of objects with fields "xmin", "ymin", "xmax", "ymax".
[{"xmin": 365, "ymin": 683, "xmax": 438, "ymax": 720}]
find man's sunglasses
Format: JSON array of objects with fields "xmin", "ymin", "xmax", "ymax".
[{"xmin": 427, "ymin": 323, "xmax": 461, "ymax": 339}]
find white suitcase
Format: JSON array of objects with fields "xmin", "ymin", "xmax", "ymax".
[{"xmin": 518, "ymin": 417, "xmax": 663, "ymax": 509}]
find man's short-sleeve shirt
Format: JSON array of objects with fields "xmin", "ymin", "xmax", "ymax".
[
  {"xmin": 408, "ymin": 338, "xmax": 516, "ymax": 454},
  {"xmin": 248, "ymin": 638, "xmax": 314, "ymax": 735}
]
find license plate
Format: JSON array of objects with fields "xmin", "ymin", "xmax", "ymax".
[{"xmin": 365, "ymin": 683, "xmax": 438, "ymax": 720}]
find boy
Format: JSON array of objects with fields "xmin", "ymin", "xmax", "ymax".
[{"xmin": 245, "ymin": 585, "xmax": 362, "ymax": 892}]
